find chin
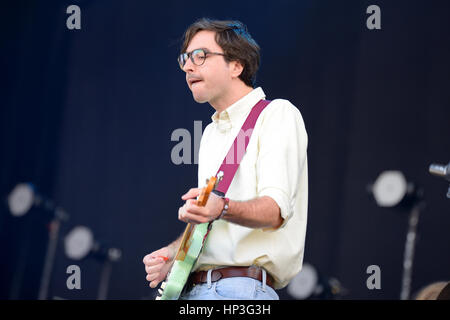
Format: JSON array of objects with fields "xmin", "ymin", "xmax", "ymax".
[
  {"xmin": 193, "ymin": 97, "xmax": 209, "ymax": 104},
  {"xmin": 191, "ymin": 91, "xmax": 209, "ymax": 104}
]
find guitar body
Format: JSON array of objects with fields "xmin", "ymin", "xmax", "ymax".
[
  {"xmin": 158, "ymin": 223, "xmax": 209, "ymax": 300},
  {"xmin": 157, "ymin": 175, "xmax": 220, "ymax": 300}
]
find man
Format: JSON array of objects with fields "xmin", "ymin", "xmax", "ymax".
[{"xmin": 143, "ymin": 18, "xmax": 308, "ymax": 300}]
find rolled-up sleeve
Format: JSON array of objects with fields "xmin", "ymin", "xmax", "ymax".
[{"xmin": 256, "ymin": 100, "xmax": 308, "ymax": 230}]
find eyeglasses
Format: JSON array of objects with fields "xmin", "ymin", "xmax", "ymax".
[{"xmin": 178, "ymin": 48, "xmax": 227, "ymax": 70}]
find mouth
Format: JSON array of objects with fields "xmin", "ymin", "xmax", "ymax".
[{"xmin": 188, "ymin": 77, "xmax": 203, "ymax": 86}]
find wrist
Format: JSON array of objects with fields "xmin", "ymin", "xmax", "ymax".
[{"xmin": 217, "ymin": 197, "xmax": 229, "ymax": 220}]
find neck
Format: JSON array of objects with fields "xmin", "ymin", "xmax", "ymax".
[{"xmin": 210, "ymin": 82, "xmax": 254, "ymax": 114}]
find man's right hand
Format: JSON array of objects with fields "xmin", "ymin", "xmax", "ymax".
[{"xmin": 142, "ymin": 246, "xmax": 175, "ymax": 288}]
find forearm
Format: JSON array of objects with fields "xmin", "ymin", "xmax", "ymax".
[
  {"xmin": 222, "ymin": 196, "xmax": 283, "ymax": 229},
  {"xmin": 167, "ymin": 234, "xmax": 183, "ymax": 259}
]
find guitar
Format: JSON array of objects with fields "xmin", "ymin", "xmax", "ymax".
[{"xmin": 156, "ymin": 173, "xmax": 222, "ymax": 300}]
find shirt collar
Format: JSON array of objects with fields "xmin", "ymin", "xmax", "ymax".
[{"xmin": 211, "ymin": 87, "xmax": 266, "ymax": 133}]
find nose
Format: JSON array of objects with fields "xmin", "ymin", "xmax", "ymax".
[{"xmin": 182, "ymin": 57, "xmax": 195, "ymax": 73}]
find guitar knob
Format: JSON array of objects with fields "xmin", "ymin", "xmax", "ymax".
[
  {"xmin": 158, "ymin": 288, "xmax": 163, "ymax": 295},
  {"xmin": 161, "ymin": 281, "xmax": 166, "ymax": 289},
  {"xmin": 155, "ymin": 296, "xmax": 162, "ymax": 300}
]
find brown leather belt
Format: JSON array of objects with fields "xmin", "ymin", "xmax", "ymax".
[{"xmin": 188, "ymin": 266, "xmax": 274, "ymax": 289}]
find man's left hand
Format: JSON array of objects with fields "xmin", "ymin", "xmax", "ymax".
[{"xmin": 178, "ymin": 188, "xmax": 224, "ymax": 224}]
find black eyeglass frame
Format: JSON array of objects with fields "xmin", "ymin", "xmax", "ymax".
[{"xmin": 178, "ymin": 48, "xmax": 227, "ymax": 69}]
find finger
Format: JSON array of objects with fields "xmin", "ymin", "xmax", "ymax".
[
  {"xmin": 186, "ymin": 203, "xmax": 207, "ymax": 216},
  {"xmin": 178, "ymin": 205, "xmax": 190, "ymax": 222},
  {"xmin": 145, "ymin": 260, "xmax": 164, "ymax": 273},
  {"xmin": 146, "ymin": 272, "xmax": 159, "ymax": 282},
  {"xmin": 143, "ymin": 254, "xmax": 152, "ymax": 264},
  {"xmin": 181, "ymin": 188, "xmax": 201, "ymax": 200},
  {"xmin": 179, "ymin": 203, "xmax": 198, "ymax": 218},
  {"xmin": 178, "ymin": 206, "xmax": 185, "ymax": 221},
  {"xmin": 178, "ymin": 210, "xmax": 209, "ymax": 224},
  {"xmin": 179, "ymin": 204, "xmax": 206, "ymax": 223},
  {"xmin": 143, "ymin": 256, "xmax": 164, "ymax": 266},
  {"xmin": 150, "ymin": 280, "xmax": 160, "ymax": 289},
  {"xmin": 145, "ymin": 262, "xmax": 164, "ymax": 274}
]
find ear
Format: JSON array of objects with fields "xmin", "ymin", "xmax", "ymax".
[{"xmin": 229, "ymin": 60, "xmax": 244, "ymax": 79}]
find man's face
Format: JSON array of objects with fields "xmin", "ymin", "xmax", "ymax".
[{"xmin": 182, "ymin": 30, "xmax": 233, "ymax": 105}]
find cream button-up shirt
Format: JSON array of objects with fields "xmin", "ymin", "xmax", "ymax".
[{"xmin": 195, "ymin": 87, "xmax": 308, "ymax": 289}]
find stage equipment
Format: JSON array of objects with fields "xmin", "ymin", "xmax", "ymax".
[
  {"xmin": 7, "ymin": 183, "xmax": 69, "ymax": 300},
  {"xmin": 287, "ymin": 263, "xmax": 346, "ymax": 300},
  {"xmin": 429, "ymin": 161, "xmax": 450, "ymax": 198},
  {"xmin": 368, "ymin": 171, "xmax": 422, "ymax": 208},
  {"xmin": 368, "ymin": 171, "xmax": 425, "ymax": 300},
  {"xmin": 64, "ymin": 225, "xmax": 122, "ymax": 299}
]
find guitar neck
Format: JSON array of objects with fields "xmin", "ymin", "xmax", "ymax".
[{"xmin": 174, "ymin": 223, "xmax": 194, "ymax": 261}]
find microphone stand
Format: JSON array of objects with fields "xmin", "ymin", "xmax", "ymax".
[
  {"xmin": 97, "ymin": 247, "xmax": 122, "ymax": 300},
  {"xmin": 38, "ymin": 203, "xmax": 69, "ymax": 300},
  {"xmin": 400, "ymin": 201, "xmax": 425, "ymax": 300},
  {"xmin": 97, "ymin": 259, "xmax": 113, "ymax": 300}
]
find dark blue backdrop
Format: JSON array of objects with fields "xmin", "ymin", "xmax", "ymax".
[{"xmin": 1, "ymin": 0, "xmax": 449, "ymax": 300}]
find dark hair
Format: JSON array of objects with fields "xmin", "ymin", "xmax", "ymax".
[{"xmin": 180, "ymin": 18, "xmax": 260, "ymax": 87}]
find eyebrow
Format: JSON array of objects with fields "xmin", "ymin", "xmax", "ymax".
[
  {"xmin": 185, "ymin": 47, "xmax": 204, "ymax": 53},
  {"xmin": 185, "ymin": 47, "xmax": 216, "ymax": 54}
]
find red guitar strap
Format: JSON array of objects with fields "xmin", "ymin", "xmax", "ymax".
[{"xmin": 214, "ymin": 99, "xmax": 271, "ymax": 195}]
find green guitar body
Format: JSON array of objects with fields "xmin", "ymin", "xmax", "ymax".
[{"xmin": 159, "ymin": 223, "xmax": 209, "ymax": 300}]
